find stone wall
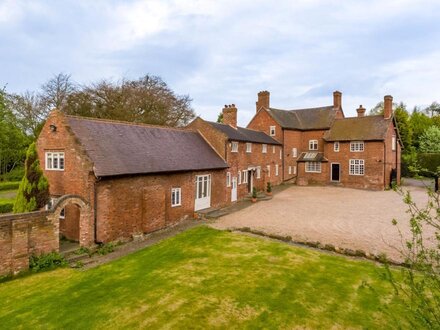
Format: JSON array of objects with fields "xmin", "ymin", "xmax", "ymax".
[{"xmin": 0, "ymin": 210, "xmax": 59, "ymax": 276}]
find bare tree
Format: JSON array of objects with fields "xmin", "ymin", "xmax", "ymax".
[{"xmin": 40, "ymin": 73, "xmax": 76, "ymax": 111}]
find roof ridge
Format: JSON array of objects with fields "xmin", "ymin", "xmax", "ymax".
[
  {"xmin": 269, "ymin": 105, "xmax": 333, "ymax": 112},
  {"xmin": 65, "ymin": 114, "xmax": 191, "ymax": 133}
]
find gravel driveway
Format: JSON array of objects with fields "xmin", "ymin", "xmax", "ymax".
[{"xmin": 211, "ymin": 184, "xmax": 434, "ymax": 262}]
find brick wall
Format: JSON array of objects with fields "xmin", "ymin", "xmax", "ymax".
[
  {"xmin": 0, "ymin": 211, "xmax": 58, "ymax": 276},
  {"xmin": 187, "ymin": 118, "xmax": 228, "ymax": 159},
  {"xmin": 95, "ymin": 170, "xmax": 227, "ymax": 243},
  {"xmin": 247, "ymin": 109, "xmax": 283, "ymax": 144}
]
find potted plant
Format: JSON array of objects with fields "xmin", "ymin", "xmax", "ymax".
[
  {"xmin": 251, "ymin": 187, "xmax": 257, "ymax": 203},
  {"xmin": 266, "ymin": 182, "xmax": 272, "ymax": 196}
]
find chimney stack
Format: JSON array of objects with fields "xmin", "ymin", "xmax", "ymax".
[
  {"xmin": 384, "ymin": 95, "xmax": 393, "ymax": 119},
  {"xmin": 222, "ymin": 104, "xmax": 237, "ymax": 128},
  {"xmin": 356, "ymin": 105, "xmax": 366, "ymax": 117},
  {"xmin": 333, "ymin": 91, "xmax": 342, "ymax": 109},
  {"xmin": 256, "ymin": 91, "xmax": 270, "ymax": 112}
]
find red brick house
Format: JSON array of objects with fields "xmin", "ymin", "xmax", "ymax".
[
  {"xmin": 247, "ymin": 91, "xmax": 401, "ymax": 190},
  {"xmin": 37, "ymin": 111, "xmax": 228, "ymax": 246},
  {"xmin": 187, "ymin": 104, "xmax": 282, "ymax": 202}
]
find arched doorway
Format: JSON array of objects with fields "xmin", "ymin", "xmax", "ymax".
[{"xmin": 50, "ymin": 195, "xmax": 92, "ymax": 248}]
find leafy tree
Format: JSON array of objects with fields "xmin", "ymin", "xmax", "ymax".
[
  {"xmin": 410, "ymin": 109, "xmax": 433, "ymax": 149},
  {"xmin": 64, "ymin": 75, "xmax": 195, "ymax": 127},
  {"xmin": 13, "ymin": 142, "xmax": 49, "ymax": 213},
  {"xmin": 419, "ymin": 126, "xmax": 440, "ymax": 153},
  {"xmin": 217, "ymin": 112, "xmax": 223, "ymax": 123},
  {"xmin": 394, "ymin": 103, "xmax": 412, "ymax": 150},
  {"xmin": 368, "ymin": 101, "xmax": 385, "ymax": 115},
  {"xmin": 424, "ymin": 101, "xmax": 440, "ymax": 117}
]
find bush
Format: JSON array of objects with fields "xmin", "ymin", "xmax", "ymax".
[
  {"xmin": 266, "ymin": 182, "xmax": 272, "ymax": 193},
  {"xmin": 0, "ymin": 201, "xmax": 13, "ymax": 213},
  {"xmin": 1, "ymin": 167, "xmax": 24, "ymax": 182},
  {"xmin": 417, "ymin": 153, "xmax": 440, "ymax": 176},
  {"xmin": 96, "ymin": 243, "xmax": 116, "ymax": 255},
  {"xmin": 29, "ymin": 252, "xmax": 67, "ymax": 272},
  {"xmin": 0, "ymin": 181, "xmax": 20, "ymax": 191},
  {"xmin": 252, "ymin": 187, "xmax": 257, "ymax": 199}
]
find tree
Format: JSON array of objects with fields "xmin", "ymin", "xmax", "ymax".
[
  {"xmin": 394, "ymin": 103, "xmax": 412, "ymax": 150},
  {"xmin": 64, "ymin": 75, "xmax": 195, "ymax": 127},
  {"xmin": 409, "ymin": 109, "xmax": 433, "ymax": 149},
  {"xmin": 424, "ymin": 102, "xmax": 440, "ymax": 117},
  {"xmin": 419, "ymin": 126, "xmax": 440, "ymax": 153},
  {"xmin": 217, "ymin": 112, "xmax": 223, "ymax": 123},
  {"xmin": 40, "ymin": 73, "xmax": 76, "ymax": 111},
  {"xmin": 13, "ymin": 142, "xmax": 49, "ymax": 213},
  {"xmin": 368, "ymin": 101, "xmax": 384, "ymax": 116}
]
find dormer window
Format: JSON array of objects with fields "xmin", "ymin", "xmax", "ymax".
[
  {"xmin": 269, "ymin": 126, "xmax": 276, "ymax": 136},
  {"xmin": 309, "ymin": 140, "xmax": 318, "ymax": 151},
  {"xmin": 231, "ymin": 141, "xmax": 238, "ymax": 153}
]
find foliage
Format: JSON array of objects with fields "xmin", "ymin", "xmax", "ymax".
[
  {"xmin": 410, "ymin": 109, "xmax": 433, "ymax": 149},
  {"xmin": 252, "ymin": 187, "xmax": 257, "ymax": 198},
  {"xmin": 0, "ymin": 201, "xmax": 13, "ymax": 213},
  {"xmin": 96, "ymin": 242, "xmax": 116, "ymax": 255},
  {"xmin": 0, "ymin": 227, "xmax": 409, "ymax": 328},
  {"xmin": 417, "ymin": 153, "xmax": 440, "ymax": 177},
  {"xmin": 0, "ymin": 167, "xmax": 24, "ymax": 182},
  {"xmin": 40, "ymin": 73, "xmax": 77, "ymax": 110},
  {"xmin": 401, "ymin": 151, "xmax": 419, "ymax": 177},
  {"xmin": 266, "ymin": 182, "xmax": 272, "ymax": 193},
  {"xmin": 419, "ymin": 126, "xmax": 440, "ymax": 153},
  {"xmin": 13, "ymin": 143, "xmax": 49, "ymax": 213},
  {"xmin": 29, "ymin": 252, "xmax": 67, "ymax": 272},
  {"xmin": 394, "ymin": 103, "xmax": 412, "ymax": 150},
  {"xmin": 0, "ymin": 181, "xmax": 20, "ymax": 191},
  {"xmin": 63, "ymin": 75, "xmax": 195, "ymax": 127},
  {"xmin": 217, "ymin": 112, "xmax": 223, "ymax": 123},
  {"xmin": 385, "ymin": 187, "xmax": 440, "ymax": 328},
  {"xmin": 424, "ymin": 101, "xmax": 440, "ymax": 117},
  {"xmin": 368, "ymin": 101, "xmax": 385, "ymax": 115}
]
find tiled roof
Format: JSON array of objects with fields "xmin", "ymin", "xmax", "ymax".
[
  {"xmin": 324, "ymin": 116, "xmax": 391, "ymax": 141},
  {"xmin": 267, "ymin": 106, "xmax": 335, "ymax": 130},
  {"xmin": 66, "ymin": 116, "xmax": 228, "ymax": 177},
  {"xmin": 297, "ymin": 152, "xmax": 328, "ymax": 162},
  {"xmin": 207, "ymin": 121, "xmax": 281, "ymax": 145}
]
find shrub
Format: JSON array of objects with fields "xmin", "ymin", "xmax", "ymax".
[
  {"xmin": 13, "ymin": 143, "xmax": 49, "ymax": 213},
  {"xmin": 266, "ymin": 182, "xmax": 272, "ymax": 193},
  {"xmin": 0, "ymin": 201, "xmax": 13, "ymax": 213},
  {"xmin": 0, "ymin": 181, "xmax": 20, "ymax": 191},
  {"xmin": 96, "ymin": 243, "xmax": 116, "ymax": 255},
  {"xmin": 252, "ymin": 187, "xmax": 257, "ymax": 199},
  {"xmin": 29, "ymin": 252, "xmax": 67, "ymax": 272},
  {"xmin": 1, "ymin": 167, "xmax": 24, "ymax": 182}
]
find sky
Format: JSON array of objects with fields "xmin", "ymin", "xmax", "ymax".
[{"xmin": 1, "ymin": 0, "xmax": 440, "ymax": 126}]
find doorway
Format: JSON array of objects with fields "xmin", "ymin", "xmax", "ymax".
[
  {"xmin": 331, "ymin": 163, "xmax": 340, "ymax": 182},
  {"xmin": 195, "ymin": 174, "xmax": 211, "ymax": 211},
  {"xmin": 231, "ymin": 176, "xmax": 237, "ymax": 202}
]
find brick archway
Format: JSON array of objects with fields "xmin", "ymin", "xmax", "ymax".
[{"xmin": 48, "ymin": 195, "xmax": 93, "ymax": 247}]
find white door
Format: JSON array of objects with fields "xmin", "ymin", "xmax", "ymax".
[
  {"xmin": 231, "ymin": 177, "xmax": 237, "ymax": 202},
  {"xmin": 195, "ymin": 174, "xmax": 211, "ymax": 211}
]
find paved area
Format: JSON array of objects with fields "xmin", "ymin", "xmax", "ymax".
[{"xmin": 211, "ymin": 183, "xmax": 436, "ymax": 262}]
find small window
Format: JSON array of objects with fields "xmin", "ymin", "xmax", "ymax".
[
  {"xmin": 309, "ymin": 140, "xmax": 318, "ymax": 151},
  {"xmin": 275, "ymin": 164, "xmax": 279, "ymax": 176},
  {"xmin": 349, "ymin": 159, "xmax": 365, "ymax": 175},
  {"xmin": 267, "ymin": 165, "xmax": 271, "ymax": 177},
  {"xmin": 305, "ymin": 162, "xmax": 321, "ymax": 173},
  {"xmin": 246, "ymin": 143, "xmax": 252, "ymax": 153},
  {"xmin": 242, "ymin": 170, "xmax": 248, "ymax": 183},
  {"xmin": 45, "ymin": 152, "xmax": 65, "ymax": 171},
  {"xmin": 292, "ymin": 148, "xmax": 297, "ymax": 158},
  {"xmin": 279, "ymin": 150, "xmax": 282, "ymax": 159},
  {"xmin": 334, "ymin": 142, "xmax": 340, "ymax": 152},
  {"xmin": 392, "ymin": 136, "xmax": 396, "ymax": 151},
  {"xmin": 288, "ymin": 166, "xmax": 292, "ymax": 175},
  {"xmin": 293, "ymin": 165, "xmax": 297, "ymax": 175},
  {"xmin": 262, "ymin": 144, "xmax": 267, "ymax": 153},
  {"xmin": 256, "ymin": 166, "xmax": 261, "ymax": 179},
  {"xmin": 231, "ymin": 141, "xmax": 238, "ymax": 153},
  {"xmin": 269, "ymin": 126, "xmax": 276, "ymax": 136},
  {"xmin": 350, "ymin": 141, "xmax": 364, "ymax": 152},
  {"xmin": 59, "ymin": 208, "xmax": 65, "ymax": 220},
  {"xmin": 238, "ymin": 170, "xmax": 241, "ymax": 185},
  {"xmin": 171, "ymin": 188, "xmax": 181, "ymax": 207},
  {"xmin": 226, "ymin": 172, "xmax": 231, "ymax": 187},
  {"xmin": 272, "ymin": 146, "xmax": 275, "ymax": 154}
]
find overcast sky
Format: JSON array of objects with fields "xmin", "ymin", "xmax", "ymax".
[{"xmin": 1, "ymin": 0, "xmax": 440, "ymax": 125}]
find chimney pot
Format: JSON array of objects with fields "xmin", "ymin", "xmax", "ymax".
[
  {"xmin": 222, "ymin": 103, "xmax": 238, "ymax": 128},
  {"xmin": 256, "ymin": 90, "xmax": 270, "ymax": 113},
  {"xmin": 333, "ymin": 91, "xmax": 342, "ymax": 109},
  {"xmin": 357, "ymin": 105, "xmax": 366, "ymax": 117}
]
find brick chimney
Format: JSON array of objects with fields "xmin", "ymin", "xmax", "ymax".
[
  {"xmin": 223, "ymin": 104, "xmax": 237, "ymax": 128},
  {"xmin": 356, "ymin": 105, "xmax": 366, "ymax": 117},
  {"xmin": 256, "ymin": 91, "xmax": 270, "ymax": 112},
  {"xmin": 333, "ymin": 91, "xmax": 342, "ymax": 109},
  {"xmin": 384, "ymin": 95, "xmax": 393, "ymax": 119}
]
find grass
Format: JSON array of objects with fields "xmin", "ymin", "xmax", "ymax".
[
  {"xmin": 0, "ymin": 181, "xmax": 20, "ymax": 192},
  {"xmin": 0, "ymin": 226, "xmax": 408, "ymax": 329},
  {"xmin": 0, "ymin": 189, "xmax": 17, "ymax": 213}
]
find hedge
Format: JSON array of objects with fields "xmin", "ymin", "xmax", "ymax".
[
  {"xmin": 417, "ymin": 153, "xmax": 440, "ymax": 176},
  {"xmin": 0, "ymin": 201, "xmax": 13, "ymax": 214},
  {"xmin": 0, "ymin": 182, "xmax": 20, "ymax": 192}
]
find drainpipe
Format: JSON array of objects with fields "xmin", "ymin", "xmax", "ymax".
[
  {"xmin": 282, "ymin": 128, "xmax": 285, "ymax": 182},
  {"xmin": 93, "ymin": 175, "xmax": 101, "ymax": 244},
  {"xmin": 383, "ymin": 142, "xmax": 386, "ymax": 189}
]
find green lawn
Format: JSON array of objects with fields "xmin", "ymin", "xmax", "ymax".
[
  {"xmin": 0, "ymin": 189, "xmax": 16, "ymax": 213},
  {"xmin": 0, "ymin": 226, "xmax": 407, "ymax": 329}
]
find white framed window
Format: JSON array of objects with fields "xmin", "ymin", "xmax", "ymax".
[
  {"xmin": 231, "ymin": 141, "xmax": 238, "ymax": 153},
  {"xmin": 262, "ymin": 144, "xmax": 267, "ymax": 153},
  {"xmin": 309, "ymin": 140, "xmax": 318, "ymax": 151},
  {"xmin": 226, "ymin": 172, "xmax": 231, "ymax": 187},
  {"xmin": 45, "ymin": 152, "xmax": 65, "ymax": 171},
  {"xmin": 238, "ymin": 171, "xmax": 241, "ymax": 185},
  {"xmin": 293, "ymin": 165, "xmax": 297, "ymax": 175},
  {"xmin": 279, "ymin": 150, "xmax": 282, "ymax": 159},
  {"xmin": 392, "ymin": 136, "xmax": 396, "ymax": 151},
  {"xmin": 349, "ymin": 159, "xmax": 365, "ymax": 175},
  {"xmin": 350, "ymin": 141, "xmax": 364, "ymax": 152},
  {"xmin": 270, "ymin": 126, "xmax": 276, "ymax": 136},
  {"xmin": 256, "ymin": 166, "xmax": 261, "ymax": 179},
  {"xmin": 59, "ymin": 208, "xmax": 65, "ymax": 220},
  {"xmin": 334, "ymin": 142, "xmax": 340, "ymax": 152},
  {"xmin": 267, "ymin": 165, "xmax": 271, "ymax": 177},
  {"xmin": 305, "ymin": 161, "xmax": 321, "ymax": 173},
  {"xmin": 292, "ymin": 148, "xmax": 297, "ymax": 158},
  {"xmin": 288, "ymin": 166, "xmax": 292, "ymax": 175},
  {"xmin": 275, "ymin": 164, "xmax": 279, "ymax": 176},
  {"xmin": 272, "ymin": 146, "xmax": 275, "ymax": 153},
  {"xmin": 242, "ymin": 170, "xmax": 248, "ymax": 183},
  {"xmin": 171, "ymin": 188, "xmax": 181, "ymax": 207},
  {"xmin": 246, "ymin": 143, "xmax": 252, "ymax": 153}
]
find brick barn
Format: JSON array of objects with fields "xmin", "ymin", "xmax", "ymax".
[
  {"xmin": 187, "ymin": 104, "xmax": 283, "ymax": 202},
  {"xmin": 37, "ymin": 111, "xmax": 228, "ymax": 246},
  {"xmin": 247, "ymin": 91, "xmax": 402, "ymax": 190}
]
